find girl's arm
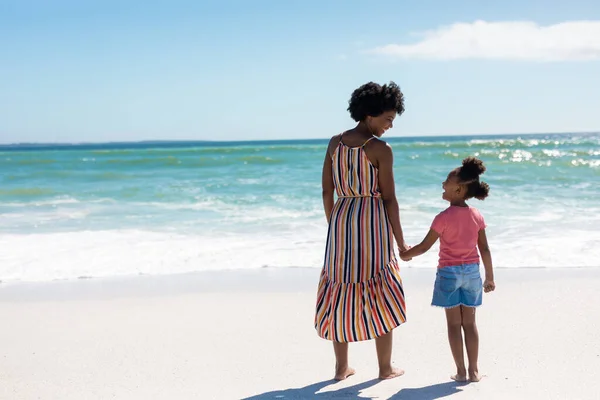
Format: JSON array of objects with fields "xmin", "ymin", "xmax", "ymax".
[
  {"xmin": 322, "ymin": 141, "xmax": 335, "ymax": 224},
  {"xmin": 377, "ymin": 143, "xmax": 408, "ymax": 251},
  {"xmin": 399, "ymin": 229, "xmax": 439, "ymax": 261},
  {"xmin": 477, "ymin": 229, "xmax": 495, "ymax": 292}
]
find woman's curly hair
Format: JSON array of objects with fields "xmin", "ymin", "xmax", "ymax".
[{"xmin": 347, "ymin": 81, "xmax": 405, "ymax": 122}]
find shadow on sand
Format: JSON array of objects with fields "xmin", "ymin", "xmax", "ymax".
[
  {"xmin": 242, "ymin": 379, "xmax": 468, "ymax": 400},
  {"xmin": 241, "ymin": 378, "xmax": 380, "ymax": 399},
  {"xmin": 389, "ymin": 380, "xmax": 469, "ymax": 399}
]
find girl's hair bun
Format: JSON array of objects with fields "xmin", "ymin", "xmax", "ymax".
[{"xmin": 459, "ymin": 156, "xmax": 486, "ymax": 182}]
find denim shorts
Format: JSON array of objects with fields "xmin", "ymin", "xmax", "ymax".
[{"xmin": 432, "ymin": 263, "xmax": 483, "ymax": 308}]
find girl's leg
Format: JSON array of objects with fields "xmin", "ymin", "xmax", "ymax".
[
  {"xmin": 374, "ymin": 331, "xmax": 404, "ymax": 380},
  {"xmin": 460, "ymin": 306, "xmax": 481, "ymax": 382},
  {"xmin": 445, "ymin": 307, "xmax": 467, "ymax": 381},
  {"xmin": 332, "ymin": 342, "xmax": 355, "ymax": 380}
]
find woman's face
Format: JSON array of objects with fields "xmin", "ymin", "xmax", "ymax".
[{"xmin": 366, "ymin": 110, "xmax": 396, "ymax": 137}]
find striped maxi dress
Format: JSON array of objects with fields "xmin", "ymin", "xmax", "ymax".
[{"xmin": 314, "ymin": 137, "xmax": 407, "ymax": 342}]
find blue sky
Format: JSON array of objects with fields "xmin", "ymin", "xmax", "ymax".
[{"xmin": 1, "ymin": 0, "xmax": 599, "ymax": 143}]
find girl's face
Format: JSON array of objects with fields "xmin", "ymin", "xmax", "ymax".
[
  {"xmin": 366, "ymin": 110, "xmax": 396, "ymax": 137},
  {"xmin": 442, "ymin": 172, "xmax": 464, "ymax": 202}
]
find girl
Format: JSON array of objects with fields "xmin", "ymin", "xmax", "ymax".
[
  {"xmin": 400, "ymin": 156, "xmax": 495, "ymax": 383},
  {"xmin": 315, "ymin": 81, "xmax": 409, "ymax": 381}
]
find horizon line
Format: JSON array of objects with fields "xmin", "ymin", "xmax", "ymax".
[{"xmin": 0, "ymin": 130, "xmax": 598, "ymax": 147}]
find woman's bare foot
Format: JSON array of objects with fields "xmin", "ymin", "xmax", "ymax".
[
  {"xmin": 379, "ymin": 367, "xmax": 405, "ymax": 380},
  {"xmin": 334, "ymin": 366, "xmax": 356, "ymax": 381},
  {"xmin": 469, "ymin": 370, "xmax": 483, "ymax": 382},
  {"xmin": 451, "ymin": 374, "xmax": 468, "ymax": 382}
]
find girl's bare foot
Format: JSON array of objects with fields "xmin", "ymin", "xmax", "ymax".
[
  {"xmin": 379, "ymin": 367, "xmax": 405, "ymax": 380},
  {"xmin": 451, "ymin": 374, "xmax": 468, "ymax": 382},
  {"xmin": 334, "ymin": 366, "xmax": 356, "ymax": 381},
  {"xmin": 469, "ymin": 371, "xmax": 483, "ymax": 382},
  {"xmin": 451, "ymin": 367, "xmax": 468, "ymax": 382}
]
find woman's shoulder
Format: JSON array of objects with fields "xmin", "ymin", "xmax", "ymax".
[
  {"xmin": 326, "ymin": 133, "xmax": 343, "ymax": 152},
  {"xmin": 364, "ymin": 137, "xmax": 392, "ymax": 157},
  {"xmin": 329, "ymin": 133, "xmax": 343, "ymax": 142},
  {"xmin": 366, "ymin": 136, "xmax": 390, "ymax": 148}
]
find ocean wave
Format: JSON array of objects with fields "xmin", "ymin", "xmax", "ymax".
[
  {"xmin": 0, "ymin": 196, "xmax": 118, "ymax": 208},
  {"xmin": 71, "ymin": 155, "xmax": 287, "ymax": 167},
  {"xmin": 0, "ymin": 187, "xmax": 54, "ymax": 197},
  {"xmin": 401, "ymin": 146, "xmax": 600, "ymax": 169},
  {"xmin": 3, "ymin": 159, "xmax": 57, "ymax": 165},
  {"xmin": 0, "ymin": 223, "xmax": 598, "ymax": 282},
  {"xmin": 387, "ymin": 135, "xmax": 600, "ymax": 152},
  {"xmin": 84, "ymin": 144, "xmax": 323, "ymax": 157},
  {"xmin": 467, "ymin": 135, "xmax": 600, "ymax": 147}
]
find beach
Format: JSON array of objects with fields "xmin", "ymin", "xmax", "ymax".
[
  {"xmin": 1, "ymin": 133, "xmax": 599, "ymax": 399},
  {"xmin": 1, "ymin": 267, "xmax": 599, "ymax": 400}
]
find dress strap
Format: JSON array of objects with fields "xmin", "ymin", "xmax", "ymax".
[{"xmin": 361, "ymin": 136, "xmax": 376, "ymax": 147}]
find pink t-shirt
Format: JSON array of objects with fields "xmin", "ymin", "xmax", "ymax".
[{"xmin": 431, "ymin": 206, "xmax": 486, "ymax": 268}]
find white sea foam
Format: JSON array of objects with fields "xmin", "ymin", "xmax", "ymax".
[
  {"xmin": 0, "ymin": 229, "xmax": 325, "ymax": 282},
  {"xmin": 1, "ymin": 214, "xmax": 598, "ymax": 282},
  {"xmin": 1, "ymin": 188, "xmax": 598, "ymax": 283},
  {"xmin": 2, "ymin": 196, "xmax": 82, "ymax": 207}
]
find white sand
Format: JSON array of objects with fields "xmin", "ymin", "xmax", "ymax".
[{"xmin": 0, "ymin": 267, "xmax": 599, "ymax": 400}]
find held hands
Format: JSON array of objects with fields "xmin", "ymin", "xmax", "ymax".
[
  {"xmin": 483, "ymin": 278, "xmax": 496, "ymax": 293},
  {"xmin": 398, "ymin": 243, "xmax": 412, "ymax": 262}
]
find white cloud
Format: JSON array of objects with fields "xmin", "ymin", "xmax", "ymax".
[{"xmin": 370, "ymin": 20, "xmax": 600, "ymax": 61}]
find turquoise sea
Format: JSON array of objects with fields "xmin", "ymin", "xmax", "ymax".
[{"xmin": 1, "ymin": 132, "xmax": 599, "ymax": 281}]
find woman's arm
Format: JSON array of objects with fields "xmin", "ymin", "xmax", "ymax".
[
  {"xmin": 377, "ymin": 142, "xmax": 408, "ymax": 250},
  {"xmin": 322, "ymin": 140, "xmax": 335, "ymax": 224}
]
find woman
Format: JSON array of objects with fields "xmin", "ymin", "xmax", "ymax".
[{"xmin": 315, "ymin": 81, "xmax": 410, "ymax": 380}]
